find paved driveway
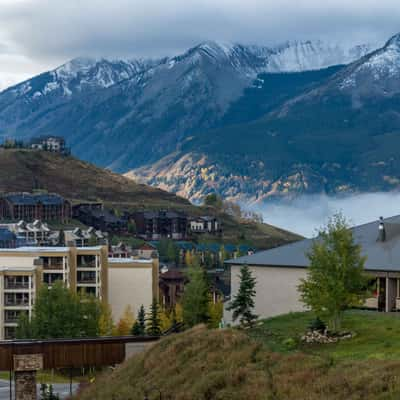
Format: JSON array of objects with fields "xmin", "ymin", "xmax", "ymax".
[{"xmin": 0, "ymin": 379, "xmax": 78, "ymax": 400}]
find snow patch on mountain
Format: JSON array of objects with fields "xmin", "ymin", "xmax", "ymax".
[
  {"xmin": 339, "ymin": 34, "xmax": 400, "ymax": 89},
  {"xmin": 266, "ymin": 40, "xmax": 376, "ymax": 73}
]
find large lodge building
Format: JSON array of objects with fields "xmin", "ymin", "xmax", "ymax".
[{"xmin": 0, "ymin": 193, "xmax": 72, "ymax": 223}]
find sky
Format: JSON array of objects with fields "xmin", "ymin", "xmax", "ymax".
[{"xmin": 0, "ymin": 0, "xmax": 400, "ymax": 90}]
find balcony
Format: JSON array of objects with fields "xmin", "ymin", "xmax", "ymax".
[
  {"xmin": 4, "ymin": 300, "xmax": 29, "ymax": 307},
  {"xmin": 43, "ymin": 262, "xmax": 64, "ymax": 270},
  {"xmin": 77, "ymin": 262, "xmax": 96, "ymax": 269},
  {"xmin": 4, "ymin": 282, "xmax": 30, "ymax": 290},
  {"xmin": 77, "ymin": 278, "xmax": 97, "ymax": 284},
  {"xmin": 77, "ymin": 272, "xmax": 97, "ymax": 284},
  {"xmin": 4, "ymin": 316, "xmax": 19, "ymax": 324}
]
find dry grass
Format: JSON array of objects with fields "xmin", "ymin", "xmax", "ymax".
[{"xmin": 74, "ymin": 325, "xmax": 400, "ymax": 400}]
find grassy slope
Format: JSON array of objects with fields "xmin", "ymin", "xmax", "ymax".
[
  {"xmin": 251, "ymin": 310, "xmax": 400, "ymax": 361},
  {"xmin": 0, "ymin": 149, "xmax": 300, "ymax": 248},
  {"xmin": 74, "ymin": 316, "xmax": 400, "ymax": 400}
]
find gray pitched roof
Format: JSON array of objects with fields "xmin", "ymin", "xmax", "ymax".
[
  {"xmin": 3, "ymin": 193, "xmax": 66, "ymax": 206},
  {"xmin": 226, "ymin": 215, "xmax": 400, "ymax": 272}
]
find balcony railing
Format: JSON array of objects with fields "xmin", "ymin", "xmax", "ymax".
[
  {"xmin": 4, "ymin": 317, "xmax": 19, "ymax": 323},
  {"xmin": 4, "ymin": 300, "xmax": 29, "ymax": 307},
  {"xmin": 4, "ymin": 282, "xmax": 30, "ymax": 290},
  {"xmin": 43, "ymin": 262, "xmax": 64, "ymax": 270},
  {"xmin": 77, "ymin": 262, "xmax": 96, "ymax": 268},
  {"xmin": 77, "ymin": 278, "xmax": 97, "ymax": 284}
]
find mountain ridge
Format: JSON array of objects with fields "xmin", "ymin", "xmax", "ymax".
[
  {"xmin": 0, "ymin": 37, "xmax": 396, "ymax": 204},
  {"xmin": 128, "ymin": 34, "xmax": 400, "ymax": 203}
]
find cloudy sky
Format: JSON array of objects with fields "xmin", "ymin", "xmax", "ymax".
[{"xmin": 0, "ymin": 0, "xmax": 399, "ymax": 90}]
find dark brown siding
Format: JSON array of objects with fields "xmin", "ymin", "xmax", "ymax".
[{"xmin": 0, "ymin": 336, "xmax": 158, "ymax": 371}]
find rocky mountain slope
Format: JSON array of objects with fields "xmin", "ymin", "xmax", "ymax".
[
  {"xmin": 0, "ymin": 40, "xmax": 374, "ymax": 172},
  {"xmin": 129, "ymin": 34, "xmax": 400, "ymax": 203},
  {"xmin": 1, "ymin": 37, "xmax": 395, "ymax": 203}
]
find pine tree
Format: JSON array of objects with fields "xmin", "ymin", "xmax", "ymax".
[
  {"xmin": 131, "ymin": 305, "xmax": 146, "ymax": 336},
  {"xmin": 182, "ymin": 266, "xmax": 210, "ymax": 327},
  {"xmin": 228, "ymin": 265, "xmax": 258, "ymax": 327},
  {"xmin": 167, "ymin": 240, "xmax": 179, "ymax": 265},
  {"xmin": 146, "ymin": 299, "xmax": 162, "ymax": 336}
]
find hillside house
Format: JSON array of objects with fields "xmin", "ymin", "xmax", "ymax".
[
  {"xmin": 0, "ymin": 193, "xmax": 71, "ymax": 222},
  {"xmin": 133, "ymin": 210, "xmax": 188, "ymax": 240},
  {"xmin": 30, "ymin": 135, "xmax": 67, "ymax": 154},
  {"xmin": 74, "ymin": 207, "xmax": 127, "ymax": 233},
  {"xmin": 226, "ymin": 215, "xmax": 400, "ymax": 321},
  {"xmin": 189, "ymin": 216, "xmax": 220, "ymax": 235}
]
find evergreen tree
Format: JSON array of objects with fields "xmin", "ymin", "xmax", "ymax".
[
  {"xmin": 146, "ymin": 298, "xmax": 162, "ymax": 336},
  {"xmin": 182, "ymin": 266, "xmax": 210, "ymax": 327},
  {"xmin": 167, "ymin": 240, "xmax": 179, "ymax": 265},
  {"xmin": 131, "ymin": 305, "xmax": 146, "ymax": 336},
  {"xmin": 228, "ymin": 265, "xmax": 258, "ymax": 327}
]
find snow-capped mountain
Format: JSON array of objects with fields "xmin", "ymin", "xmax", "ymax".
[
  {"xmin": 2, "ymin": 36, "xmax": 399, "ymax": 204},
  {"xmin": 4, "ymin": 40, "xmax": 375, "ymax": 100},
  {"xmin": 128, "ymin": 34, "xmax": 400, "ymax": 203}
]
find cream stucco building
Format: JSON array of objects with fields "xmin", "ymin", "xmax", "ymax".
[
  {"xmin": 108, "ymin": 257, "xmax": 159, "ymax": 321},
  {"xmin": 0, "ymin": 245, "xmax": 158, "ymax": 339},
  {"xmin": 226, "ymin": 216, "xmax": 400, "ymax": 322}
]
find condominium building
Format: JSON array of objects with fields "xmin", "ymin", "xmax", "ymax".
[
  {"xmin": 0, "ymin": 193, "xmax": 72, "ymax": 222},
  {"xmin": 0, "ymin": 245, "xmax": 159, "ymax": 340},
  {"xmin": 0, "ymin": 245, "xmax": 109, "ymax": 340}
]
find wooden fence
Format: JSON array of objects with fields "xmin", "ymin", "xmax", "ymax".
[{"xmin": 0, "ymin": 336, "xmax": 159, "ymax": 371}]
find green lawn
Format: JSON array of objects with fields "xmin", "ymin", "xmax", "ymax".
[{"xmin": 250, "ymin": 310, "xmax": 400, "ymax": 361}]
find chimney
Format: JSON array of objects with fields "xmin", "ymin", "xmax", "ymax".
[{"xmin": 378, "ymin": 216, "xmax": 386, "ymax": 242}]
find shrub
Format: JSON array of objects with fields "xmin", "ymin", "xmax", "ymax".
[
  {"xmin": 282, "ymin": 337, "xmax": 297, "ymax": 350},
  {"xmin": 308, "ymin": 317, "xmax": 327, "ymax": 333}
]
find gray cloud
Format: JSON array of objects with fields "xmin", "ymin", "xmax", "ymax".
[
  {"xmin": 1, "ymin": 0, "xmax": 400, "ymax": 62},
  {"xmin": 0, "ymin": 0, "xmax": 399, "ymax": 89},
  {"xmin": 253, "ymin": 193, "xmax": 400, "ymax": 238}
]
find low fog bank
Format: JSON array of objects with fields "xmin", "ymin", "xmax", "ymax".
[{"xmin": 253, "ymin": 192, "xmax": 400, "ymax": 238}]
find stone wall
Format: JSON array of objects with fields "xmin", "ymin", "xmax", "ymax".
[{"xmin": 15, "ymin": 371, "xmax": 37, "ymax": 400}]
